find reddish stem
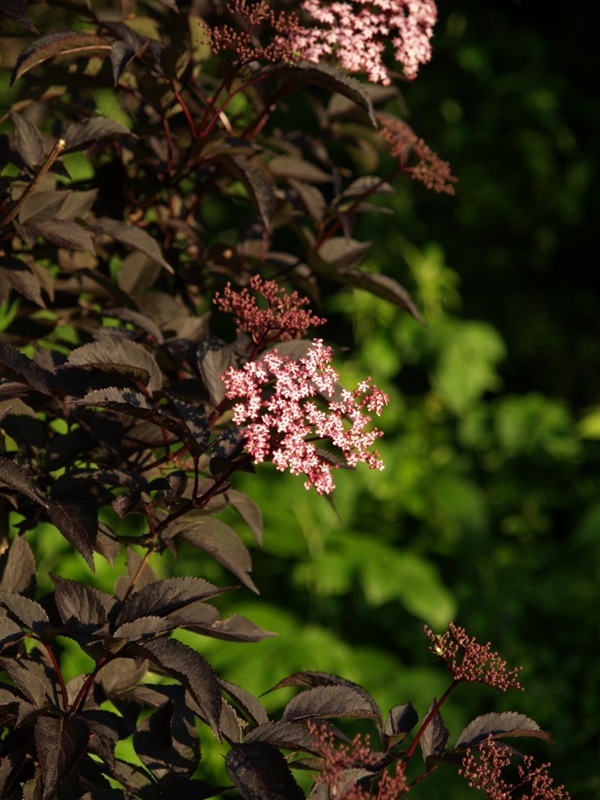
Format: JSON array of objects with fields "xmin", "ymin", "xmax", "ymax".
[{"xmin": 404, "ymin": 680, "xmax": 458, "ymax": 763}]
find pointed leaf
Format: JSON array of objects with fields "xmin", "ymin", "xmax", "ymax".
[
  {"xmin": 47, "ymin": 498, "xmax": 97, "ymax": 569},
  {"xmin": 115, "ymin": 577, "xmax": 229, "ymax": 626},
  {"xmin": 111, "ymin": 615, "xmax": 174, "ymax": 643},
  {"xmin": 133, "ymin": 701, "xmax": 199, "ymax": 780},
  {"xmin": 383, "ymin": 703, "xmax": 418, "ymax": 747},
  {"xmin": 420, "ymin": 701, "xmax": 449, "ymax": 762},
  {"xmin": 220, "ymin": 680, "xmax": 269, "ymax": 727},
  {"xmin": 455, "ymin": 712, "xmax": 549, "ymax": 750},
  {"xmin": 225, "ymin": 490, "xmax": 263, "ymax": 546},
  {"xmin": 269, "ymin": 156, "xmax": 332, "ymax": 184},
  {"xmin": 165, "ymin": 514, "xmax": 258, "ymax": 594},
  {"xmin": 0, "ymin": 0, "xmax": 38, "ymax": 33},
  {"xmin": 228, "ymin": 156, "xmax": 275, "ymax": 230},
  {"xmin": 34, "ymin": 715, "xmax": 89, "ymax": 800},
  {"xmin": 68, "ymin": 338, "xmax": 162, "ymax": 392},
  {"xmin": 94, "ymin": 217, "xmax": 173, "ymax": 273},
  {"xmin": 226, "ymin": 742, "xmax": 305, "ymax": 800},
  {"xmin": 197, "ymin": 338, "xmax": 235, "ymax": 407},
  {"xmin": 9, "ymin": 111, "xmax": 45, "ymax": 169},
  {"xmin": 282, "ymin": 685, "xmax": 381, "ymax": 724},
  {"xmin": 189, "ymin": 613, "xmax": 276, "ymax": 643},
  {"xmin": 0, "ymin": 258, "xmax": 46, "ymax": 307},
  {"xmin": 51, "ymin": 574, "xmax": 113, "ymax": 628},
  {"xmin": 110, "ymin": 39, "xmax": 135, "ymax": 85},
  {"xmin": 77, "ymin": 387, "xmax": 184, "ymax": 438},
  {"xmin": 316, "ymin": 238, "xmax": 373, "ymax": 271},
  {"xmin": 269, "ymin": 671, "xmax": 361, "ymax": 692},
  {"xmin": 28, "ymin": 219, "xmax": 94, "ymax": 251},
  {"xmin": 0, "ymin": 591, "xmax": 48, "ymax": 633},
  {"xmin": 16, "ymin": 191, "xmax": 67, "ymax": 224},
  {"xmin": 0, "ymin": 616, "xmax": 26, "ymax": 653},
  {"xmin": 333, "ymin": 269, "xmax": 426, "ymax": 326},
  {"xmin": 0, "ymin": 343, "xmax": 51, "ymax": 394},
  {"xmin": 63, "ymin": 117, "xmax": 133, "ymax": 152},
  {"xmin": 12, "ymin": 31, "xmax": 111, "ymax": 84},
  {"xmin": 168, "ymin": 396, "xmax": 210, "ymax": 456},
  {"xmin": 245, "ymin": 721, "xmax": 326, "ymax": 755},
  {"xmin": 0, "ymin": 457, "xmax": 48, "ymax": 507},
  {"xmin": 0, "ymin": 656, "xmax": 53, "ymax": 709},
  {"xmin": 133, "ymin": 638, "xmax": 222, "ymax": 736}
]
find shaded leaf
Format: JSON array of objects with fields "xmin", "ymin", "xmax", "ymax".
[
  {"xmin": 0, "ymin": 343, "xmax": 51, "ymax": 394},
  {"xmin": 0, "ymin": 656, "xmax": 54, "ymax": 709},
  {"xmin": 132, "ymin": 638, "xmax": 222, "ymax": 736},
  {"xmin": 77, "ymin": 387, "xmax": 183, "ymax": 439},
  {"xmin": 63, "ymin": 117, "xmax": 133, "ymax": 152},
  {"xmin": 0, "ymin": 257, "xmax": 45, "ymax": 306},
  {"xmin": 28, "ymin": 219, "xmax": 94, "ymax": 251},
  {"xmin": 455, "ymin": 712, "xmax": 549, "ymax": 750},
  {"xmin": 0, "ymin": 535, "xmax": 36, "ymax": 594},
  {"xmin": 9, "ymin": 111, "xmax": 45, "ymax": 169},
  {"xmin": 0, "ymin": 616, "xmax": 26, "ymax": 653},
  {"xmin": 34, "ymin": 715, "xmax": 90, "ymax": 800},
  {"xmin": 245, "ymin": 721, "xmax": 326, "ymax": 755},
  {"xmin": 186, "ymin": 613, "xmax": 276, "ymax": 643},
  {"xmin": 269, "ymin": 156, "xmax": 332, "ymax": 184},
  {"xmin": 225, "ymin": 489, "xmax": 263, "ymax": 546},
  {"xmin": 12, "ymin": 31, "xmax": 111, "ymax": 84},
  {"xmin": 168, "ymin": 396, "xmax": 210, "ymax": 456},
  {"xmin": 226, "ymin": 742, "xmax": 305, "ymax": 800},
  {"xmin": 420, "ymin": 701, "xmax": 449, "ymax": 762},
  {"xmin": 269, "ymin": 671, "xmax": 361, "ymax": 692},
  {"xmin": 165, "ymin": 514, "xmax": 258, "ymax": 594},
  {"xmin": 115, "ymin": 577, "xmax": 230, "ymax": 626},
  {"xmin": 332, "ymin": 270, "xmax": 425, "ymax": 326},
  {"xmin": 220, "ymin": 680, "xmax": 269, "ymax": 727},
  {"xmin": 228, "ymin": 156, "xmax": 275, "ymax": 230},
  {"xmin": 316, "ymin": 238, "xmax": 373, "ymax": 271},
  {"xmin": 0, "ymin": 591, "xmax": 48, "ymax": 632},
  {"xmin": 110, "ymin": 39, "xmax": 136, "ymax": 85},
  {"xmin": 16, "ymin": 191, "xmax": 67, "ymax": 224},
  {"xmin": 94, "ymin": 217, "xmax": 173, "ymax": 273},
  {"xmin": 383, "ymin": 703, "xmax": 418, "ymax": 747},
  {"xmin": 68, "ymin": 339, "xmax": 162, "ymax": 392},
  {"xmin": 133, "ymin": 701, "xmax": 199, "ymax": 780},
  {"xmin": 51, "ymin": 574, "xmax": 113, "ymax": 628},
  {"xmin": 197, "ymin": 339, "xmax": 235, "ymax": 407},
  {"xmin": 0, "ymin": 0, "xmax": 38, "ymax": 33},
  {"xmin": 0, "ymin": 457, "xmax": 48, "ymax": 507},
  {"xmin": 47, "ymin": 498, "xmax": 97, "ymax": 570}
]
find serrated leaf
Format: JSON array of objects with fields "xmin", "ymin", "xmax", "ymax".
[
  {"xmin": 0, "ymin": 591, "xmax": 48, "ymax": 633},
  {"xmin": 115, "ymin": 577, "xmax": 229, "ymax": 627},
  {"xmin": 16, "ymin": 191, "xmax": 68, "ymax": 224},
  {"xmin": 110, "ymin": 39, "xmax": 136, "ymax": 85},
  {"xmin": 34, "ymin": 715, "xmax": 89, "ymax": 800},
  {"xmin": 112, "ymin": 615, "xmax": 174, "ymax": 643},
  {"xmin": 420, "ymin": 700, "xmax": 449, "ymax": 762},
  {"xmin": 226, "ymin": 742, "xmax": 305, "ymax": 800},
  {"xmin": 68, "ymin": 339, "xmax": 162, "ymax": 392},
  {"xmin": 99, "ymin": 656, "xmax": 149, "ymax": 697},
  {"xmin": 245, "ymin": 721, "xmax": 325, "ymax": 755},
  {"xmin": 188, "ymin": 613, "xmax": 276, "ymax": 643},
  {"xmin": 47, "ymin": 498, "xmax": 97, "ymax": 570},
  {"xmin": 12, "ymin": 31, "xmax": 111, "ymax": 84},
  {"xmin": 288, "ymin": 178, "xmax": 327, "ymax": 223},
  {"xmin": 227, "ymin": 156, "xmax": 275, "ymax": 230},
  {"xmin": 94, "ymin": 217, "xmax": 173, "ymax": 273},
  {"xmin": 9, "ymin": 111, "xmax": 45, "ymax": 169},
  {"xmin": 455, "ymin": 712, "xmax": 548, "ymax": 750},
  {"xmin": 282, "ymin": 685, "xmax": 381, "ymax": 724},
  {"xmin": 316, "ymin": 237, "xmax": 373, "ymax": 271},
  {"xmin": 269, "ymin": 156, "xmax": 332, "ymax": 184},
  {"xmin": 0, "ymin": 343, "xmax": 50, "ymax": 394},
  {"xmin": 0, "ymin": 457, "xmax": 48, "ymax": 507},
  {"xmin": 77, "ymin": 387, "xmax": 183, "ymax": 440},
  {"xmin": 383, "ymin": 703, "xmax": 418, "ymax": 747},
  {"xmin": 28, "ymin": 219, "xmax": 94, "ymax": 251},
  {"xmin": 197, "ymin": 339, "xmax": 235, "ymax": 407},
  {"xmin": 166, "ymin": 513, "xmax": 258, "ymax": 593},
  {"xmin": 51, "ymin": 574, "xmax": 113, "ymax": 628},
  {"xmin": 133, "ymin": 701, "xmax": 199, "ymax": 780},
  {"xmin": 0, "ymin": 258, "xmax": 45, "ymax": 306},
  {"xmin": 63, "ymin": 117, "xmax": 133, "ymax": 152},
  {"xmin": 0, "ymin": 616, "xmax": 26, "ymax": 653},
  {"xmin": 104, "ymin": 306, "xmax": 164, "ymax": 344},
  {"xmin": 0, "ymin": 0, "xmax": 38, "ymax": 33},
  {"xmin": 0, "ymin": 656, "xmax": 55, "ymax": 709},
  {"xmin": 132, "ymin": 638, "xmax": 222, "ymax": 736},
  {"xmin": 220, "ymin": 680, "xmax": 269, "ymax": 727},
  {"xmin": 0, "ymin": 535, "xmax": 36, "ymax": 594},
  {"xmin": 269, "ymin": 671, "xmax": 361, "ymax": 692},
  {"xmin": 168, "ymin": 396, "xmax": 210, "ymax": 456}
]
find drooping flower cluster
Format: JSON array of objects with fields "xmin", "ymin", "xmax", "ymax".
[
  {"xmin": 209, "ymin": 0, "xmax": 302, "ymax": 64},
  {"xmin": 291, "ymin": 0, "xmax": 438, "ymax": 85},
  {"xmin": 460, "ymin": 736, "xmax": 571, "ymax": 800},
  {"xmin": 213, "ymin": 275, "xmax": 325, "ymax": 345},
  {"xmin": 308, "ymin": 721, "xmax": 407, "ymax": 800},
  {"xmin": 221, "ymin": 339, "xmax": 389, "ymax": 494},
  {"xmin": 377, "ymin": 112, "xmax": 458, "ymax": 194},
  {"xmin": 425, "ymin": 623, "xmax": 523, "ymax": 692}
]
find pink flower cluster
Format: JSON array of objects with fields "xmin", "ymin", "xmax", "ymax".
[
  {"xmin": 214, "ymin": 275, "xmax": 325, "ymax": 345},
  {"xmin": 425, "ymin": 623, "xmax": 523, "ymax": 692},
  {"xmin": 292, "ymin": 0, "xmax": 438, "ymax": 85},
  {"xmin": 221, "ymin": 339, "xmax": 388, "ymax": 494},
  {"xmin": 460, "ymin": 736, "xmax": 571, "ymax": 800}
]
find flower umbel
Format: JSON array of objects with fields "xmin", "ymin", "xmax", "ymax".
[
  {"xmin": 425, "ymin": 623, "xmax": 523, "ymax": 691},
  {"xmin": 460, "ymin": 736, "xmax": 571, "ymax": 800},
  {"xmin": 292, "ymin": 0, "xmax": 438, "ymax": 85},
  {"xmin": 214, "ymin": 275, "xmax": 326, "ymax": 346},
  {"xmin": 221, "ymin": 339, "xmax": 388, "ymax": 494}
]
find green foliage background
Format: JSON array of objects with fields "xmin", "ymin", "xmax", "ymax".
[{"xmin": 1, "ymin": 0, "xmax": 598, "ymax": 796}]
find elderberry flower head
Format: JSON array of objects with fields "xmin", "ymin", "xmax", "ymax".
[
  {"xmin": 425, "ymin": 623, "xmax": 523, "ymax": 691},
  {"xmin": 460, "ymin": 736, "xmax": 571, "ymax": 800},
  {"xmin": 214, "ymin": 276, "xmax": 326, "ymax": 345},
  {"xmin": 221, "ymin": 339, "xmax": 389, "ymax": 494},
  {"xmin": 292, "ymin": 0, "xmax": 438, "ymax": 85}
]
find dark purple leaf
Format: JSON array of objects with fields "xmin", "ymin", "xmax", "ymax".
[
  {"xmin": 8, "ymin": 111, "xmax": 45, "ymax": 169},
  {"xmin": 165, "ymin": 514, "xmax": 258, "ymax": 594},
  {"xmin": 269, "ymin": 156, "xmax": 332, "ymax": 184},
  {"xmin": 0, "ymin": 616, "xmax": 26, "ymax": 653},
  {"xmin": 104, "ymin": 307, "xmax": 164, "ymax": 344},
  {"xmin": 455, "ymin": 712, "xmax": 549, "ymax": 750},
  {"xmin": 34, "ymin": 715, "xmax": 90, "ymax": 800},
  {"xmin": 224, "ymin": 490, "xmax": 263, "ymax": 546},
  {"xmin": 99, "ymin": 656, "xmax": 149, "ymax": 698},
  {"xmin": 46, "ymin": 498, "xmax": 97, "ymax": 570},
  {"xmin": 0, "ymin": 343, "xmax": 51, "ymax": 394},
  {"xmin": 115, "ymin": 577, "xmax": 229, "ymax": 627},
  {"xmin": 0, "ymin": 0, "xmax": 38, "ymax": 33},
  {"xmin": 383, "ymin": 703, "xmax": 418, "ymax": 747},
  {"xmin": 82, "ymin": 709, "xmax": 128, "ymax": 770},
  {"xmin": 27, "ymin": 219, "xmax": 94, "ymax": 251},
  {"xmin": 186, "ymin": 613, "xmax": 276, "ymax": 643},
  {"xmin": 63, "ymin": 117, "xmax": 133, "ymax": 153},
  {"xmin": 0, "ymin": 591, "xmax": 48, "ymax": 633},
  {"xmin": 168, "ymin": 396, "xmax": 210, "ymax": 456},
  {"xmin": 132, "ymin": 638, "xmax": 222, "ymax": 735},
  {"xmin": 316, "ymin": 237, "xmax": 373, "ymax": 271},
  {"xmin": 67, "ymin": 338, "xmax": 162, "ymax": 392},
  {"xmin": 197, "ymin": 338, "xmax": 235, "ymax": 407},
  {"xmin": 0, "ymin": 457, "xmax": 48, "ymax": 507},
  {"xmin": 111, "ymin": 615, "xmax": 174, "ymax": 644},
  {"xmin": 269, "ymin": 671, "xmax": 362, "ymax": 692},
  {"xmin": 16, "ymin": 191, "xmax": 67, "ymax": 224},
  {"xmin": 282, "ymin": 686, "xmax": 381, "ymax": 724},
  {"xmin": 334, "ymin": 270, "xmax": 426, "ymax": 326},
  {"xmin": 12, "ymin": 31, "xmax": 111, "ymax": 84},
  {"xmin": 220, "ymin": 680, "xmax": 269, "ymax": 727},
  {"xmin": 244, "ymin": 721, "xmax": 326, "ymax": 755},
  {"xmin": 287, "ymin": 178, "xmax": 327, "ymax": 223},
  {"xmin": 0, "ymin": 257, "xmax": 45, "ymax": 306},
  {"xmin": 0, "ymin": 535, "xmax": 35, "ymax": 594},
  {"xmin": 110, "ymin": 40, "xmax": 135, "ymax": 85},
  {"xmin": 227, "ymin": 156, "xmax": 275, "ymax": 231},
  {"xmin": 0, "ymin": 657, "xmax": 51, "ymax": 708},
  {"xmin": 51, "ymin": 574, "xmax": 114, "ymax": 628},
  {"xmin": 94, "ymin": 217, "xmax": 173, "ymax": 273},
  {"xmin": 226, "ymin": 742, "xmax": 305, "ymax": 800},
  {"xmin": 419, "ymin": 700, "xmax": 449, "ymax": 762},
  {"xmin": 133, "ymin": 701, "xmax": 199, "ymax": 780},
  {"xmin": 77, "ymin": 387, "xmax": 183, "ymax": 439}
]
